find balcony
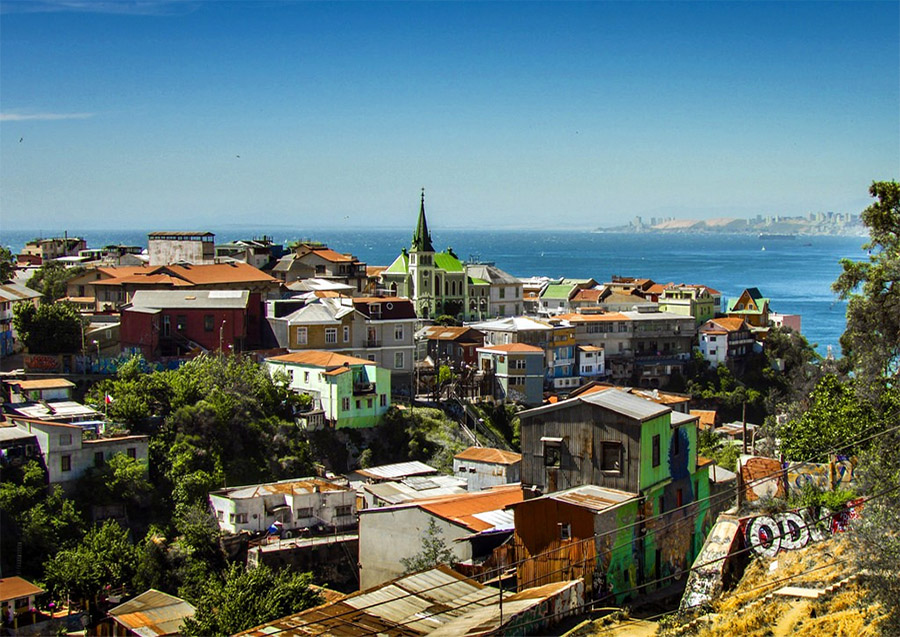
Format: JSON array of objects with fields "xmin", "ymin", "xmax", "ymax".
[
  {"xmin": 353, "ymin": 382, "xmax": 376, "ymax": 395},
  {"xmin": 365, "ymin": 339, "xmax": 382, "ymax": 348}
]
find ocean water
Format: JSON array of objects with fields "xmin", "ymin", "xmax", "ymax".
[{"xmin": 1, "ymin": 227, "xmax": 867, "ymax": 356}]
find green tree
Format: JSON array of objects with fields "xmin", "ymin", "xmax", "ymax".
[
  {"xmin": 779, "ymin": 374, "xmax": 876, "ymax": 461},
  {"xmin": 830, "ymin": 181, "xmax": 900, "ymax": 630},
  {"xmin": 181, "ymin": 563, "xmax": 320, "ymax": 637},
  {"xmin": 400, "ymin": 518, "xmax": 457, "ymax": 573},
  {"xmin": 76, "ymin": 453, "xmax": 152, "ymax": 515},
  {"xmin": 0, "ymin": 245, "xmax": 14, "ymax": 281},
  {"xmin": 12, "ymin": 300, "xmax": 84, "ymax": 353},
  {"xmin": 833, "ymin": 180, "xmax": 900, "ymax": 389},
  {"xmin": 43, "ymin": 521, "xmax": 137, "ymax": 611},
  {"xmin": 26, "ymin": 262, "xmax": 84, "ymax": 303}
]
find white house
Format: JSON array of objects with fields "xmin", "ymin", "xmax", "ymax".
[
  {"xmin": 208, "ymin": 477, "xmax": 356, "ymax": 536},
  {"xmin": 576, "ymin": 345, "xmax": 605, "ymax": 379},
  {"xmin": 5, "ymin": 417, "xmax": 148, "ymax": 487},
  {"xmin": 453, "ymin": 447, "xmax": 522, "ymax": 492}
]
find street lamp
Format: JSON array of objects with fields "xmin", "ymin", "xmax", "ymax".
[{"xmin": 92, "ymin": 339, "xmax": 100, "ymax": 359}]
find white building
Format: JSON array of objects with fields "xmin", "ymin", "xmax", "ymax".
[
  {"xmin": 453, "ymin": 447, "xmax": 521, "ymax": 492},
  {"xmin": 147, "ymin": 231, "xmax": 215, "ymax": 266},
  {"xmin": 576, "ymin": 345, "xmax": 606, "ymax": 379},
  {"xmin": 5, "ymin": 417, "xmax": 148, "ymax": 487},
  {"xmin": 209, "ymin": 477, "xmax": 356, "ymax": 536}
]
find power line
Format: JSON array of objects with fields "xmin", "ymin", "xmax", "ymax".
[{"xmin": 254, "ymin": 418, "xmax": 900, "ymax": 635}]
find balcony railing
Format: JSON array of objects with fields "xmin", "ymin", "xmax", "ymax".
[
  {"xmin": 353, "ymin": 382, "xmax": 376, "ymax": 395},
  {"xmin": 366, "ymin": 339, "xmax": 381, "ymax": 347}
]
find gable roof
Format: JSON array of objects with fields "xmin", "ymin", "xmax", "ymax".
[
  {"xmin": 384, "ymin": 251, "xmax": 409, "ymax": 274},
  {"xmin": 267, "ymin": 350, "xmax": 374, "ymax": 368},
  {"xmin": 513, "ymin": 484, "xmax": 638, "ymax": 513},
  {"xmin": 0, "ymin": 577, "xmax": 43, "ymax": 603},
  {"xmin": 433, "ymin": 251, "xmax": 465, "ymax": 272},
  {"xmin": 521, "ymin": 387, "xmax": 670, "ymax": 422},
  {"xmin": 454, "ymin": 446, "xmax": 521, "ymax": 465},
  {"xmin": 352, "ymin": 297, "xmax": 417, "ymax": 319},
  {"xmin": 701, "ymin": 317, "xmax": 749, "ymax": 333},
  {"xmin": 422, "ymin": 326, "xmax": 484, "ymax": 342},
  {"xmin": 129, "ymin": 289, "xmax": 250, "ymax": 310}
]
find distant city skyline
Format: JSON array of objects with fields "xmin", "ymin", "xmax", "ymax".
[{"xmin": 1, "ymin": 1, "xmax": 898, "ymax": 232}]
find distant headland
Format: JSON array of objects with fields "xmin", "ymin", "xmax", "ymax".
[{"xmin": 597, "ymin": 212, "xmax": 866, "ymax": 237}]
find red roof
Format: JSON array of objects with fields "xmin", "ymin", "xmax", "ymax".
[
  {"xmin": 267, "ymin": 350, "xmax": 373, "ymax": 368},
  {"xmin": 702, "ymin": 317, "xmax": 748, "ymax": 333}
]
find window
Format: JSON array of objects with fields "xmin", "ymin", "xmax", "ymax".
[
  {"xmin": 559, "ymin": 522, "xmax": 572, "ymax": 541},
  {"xmin": 61, "ymin": 455, "xmax": 71, "ymax": 472},
  {"xmin": 325, "ymin": 328, "xmax": 338, "ymax": 344},
  {"xmin": 296, "ymin": 507, "xmax": 313, "ymax": 519},
  {"xmin": 236, "ymin": 512, "xmax": 248, "ymax": 524},
  {"xmin": 676, "ymin": 488, "xmax": 684, "ymax": 508},
  {"xmin": 127, "ymin": 447, "xmax": 137, "ymax": 459},
  {"xmin": 658, "ymin": 495, "xmax": 665, "ymax": 514},
  {"xmin": 394, "ymin": 352, "xmax": 404, "ymax": 369},
  {"xmin": 335, "ymin": 505, "xmax": 352, "ymax": 517},
  {"xmin": 94, "ymin": 452, "xmax": 105, "ymax": 467},
  {"xmin": 394, "ymin": 325, "xmax": 403, "ymax": 341},
  {"xmin": 229, "ymin": 513, "xmax": 235, "ymax": 523},
  {"xmin": 356, "ymin": 399, "xmax": 361, "ymax": 409},
  {"xmin": 304, "ymin": 371, "xmax": 310, "ymax": 382},
  {"xmin": 204, "ymin": 314, "xmax": 214, "ymax": 331},
  {"xmin": 296, "ymin": 327, "xmax": 308, "ymax": 345},
  {"xmin": 367, "ymin": 398, "xmax": 373, "ymax": 408},
  {"xmin": 343, "ymin": 325, "xmax": 350, "ymax": 343},
  {"xmin": 176, "ymin": 315, "xmax": 186, "ymax": 331},
  {"xmin": 380, "ymin": 394, "xmax": 387, "ymax": 407},
  {"xmin": 341, "ymin": 397, "xmax": 350, "ymax": 411},
  {"xmin": 216, "ymin": 510, "xmax": 224, "ymax": 521},
  {"xmin": 600, "ymin": 442, "xmax": 622, "ymax": 472},
  {"xmin": 544, "ymin": 442, "xmax": 561, "ymax": 467},
  {"xmin": 59, "ymin": 433, "xmax": 73, "ymax": 446},
  {"xmin": 499, "ymin": 287, "xmax": 506, "ymax": 299},
  {"xmin": 652, "ymin": 434, "xmax": 661, "ymax": 467},
  {"xmin": 513, "ymin": 358, "xmax": 527, "ymax": 369}
]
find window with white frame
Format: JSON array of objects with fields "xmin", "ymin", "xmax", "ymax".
[
  {"xmin": 335, "ymin": 505, "xmax": 352, "ymax": 517},
  {"xmin": 341, "ymin": 397, "xmax": 350, "ymax": 411},
  {"xmin": 394, "ymin": 325, "xmax": 403, "ymax": 340},
  {"xmin": 394, "ymin": 352, "xmax": 404, "ymax": 368},
  {"xmin": 325, "ymin": 328, "xmax": 338, "ymax": 344},
  {"xmin": 343, "ymin": 325, "xmax": 350, "ymax": 342},
  {"xmin": 296, "ymin": 327, "xmax": 308, "ymax": 345}
]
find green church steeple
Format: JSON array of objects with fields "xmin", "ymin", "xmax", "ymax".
[{"xmin": 411, "ymin": 188, "xmax": 434, "ymax": 253}]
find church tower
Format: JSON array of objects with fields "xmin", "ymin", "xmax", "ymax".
[{"xmin": 408, "ymin": 188, "xmax": 436, "ymax": 318}]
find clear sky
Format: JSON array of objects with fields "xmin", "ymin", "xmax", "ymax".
[{"xmin": 1, "ymin": 1, "xmax": 898, "ymax": 232}]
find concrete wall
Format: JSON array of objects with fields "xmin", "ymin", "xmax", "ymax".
[{"xmin": 358, "ymin": 506, "xmax": 472, "ymax": 589}]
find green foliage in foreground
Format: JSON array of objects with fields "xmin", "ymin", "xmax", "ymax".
[
  {"xmin": 181, "ymin": 563, "xmax": 321, "ymax": 637},
  {"xmin": 400, "ymin": 518, "xmax": 456, "ymax": 574}
]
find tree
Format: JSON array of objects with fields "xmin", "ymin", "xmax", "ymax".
[
  {"xmin": 0, "ymin": 245, "xmax": 14, "ymax": 281},
  {"xmin": 400, "ymin": 518, "xmax": 456, "ymax": 573},
  {"xmin": 830, "ymin": 181, "xmax": 900, "ymax": 630},
  {"xmin": 26, "ymin": 262, "xmax": 84, "ymax": 303},
  {"xmin": 832, "ymin": 180, "xmax": 900, "ymax": 390},
  {"xmin": 181, "ymin": 563, "xmax": 320, "ymax": 637},
  {"xmin": 12, "ymin": 300, "xmax": 84, "ymax": 353},
  {"xmin": 778, "ymin": 374, "xmax": 875, "ymax": 461},
  {"xmin": 43, "ymin": 521, "xmax": 137, "ymax": 612}
]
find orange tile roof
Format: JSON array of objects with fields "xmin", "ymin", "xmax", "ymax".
[
  {"xmin": 454, "ymin": 446, "xmax": 522, "ymax": 465},
  {"xmin": 92, "ymin": 273, "xmax": 190, "ymax": 286},
  {"xmin": 419, "ymin": 485, "xmax": 523, "ymax": 532},
  {"xmin": 0, "ymin": 577, "xmax": 43, "ymax": 602},
  {"xmin": 367, "ymin": 266, "xmax": 387, "ymax": 277},
  {"xmin": 572, "ymin": 289, "xmax": 604, "ymax": 302},
  {"xmin": 167, "ymin": 263, "xmax": 277, "ymax": 284},
  {"xmin": 704, "ymin": 317, "xmax": 748, "ymax": 332},
  {"xmin": 478, "ymin": 343, "xmax": 543, "ymax": 353},
  {"xmin": 646, "ymin": 283, "xmax": 667, "ymax": 295},
  {"xmin": 267, "ymin": 350, "xmax": 373, "ymax": 368},
  {"xmin": 306, "ymin": 247, "xmax": 354, "ymax": 262}
]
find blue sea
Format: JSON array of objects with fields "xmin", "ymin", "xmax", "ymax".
[{"xmin": 1, "ymin": 227, "xmax": 868, "ymax": 357}]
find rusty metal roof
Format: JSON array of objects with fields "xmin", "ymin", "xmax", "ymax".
[
  {"xmin": 453, "ymin": 446, "xmax": 521, "ymax": 465},
  {"xmin": 235, "ymin": 565, "xmax": 507, "ymax": 636},
  {"xmin": 108, "ymin": 589, "xmax": 195, "ymax": 637},
  {"xmin": 511, "ymin": 484, "xmax": 638, "ymax": 513},
  {"xmin": 418, "ymin": 485, "xmax": 523, "ymax": 532}
]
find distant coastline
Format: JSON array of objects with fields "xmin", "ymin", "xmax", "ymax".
[{"xmin": 595, "ymin": 212, "xmax": 866, "ymax": 237}]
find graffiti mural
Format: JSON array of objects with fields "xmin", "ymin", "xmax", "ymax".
[
  {"xmin": 784, "ymin": 457, "xmax": 858, "ymax": 494},
  {"xmin": 24, "ymin": 353, "xmax": 62, "ymax": 372},
  {"xmin": 740, "ymin": 456, "xmax": 786, "ymax": 502},
  {"xmin": 742, "ymin": 501, "xmax": 864, "ymax": 558}
]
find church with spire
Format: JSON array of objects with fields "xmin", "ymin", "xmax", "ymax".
[{"xmin": 381, "ymin": 190, "xmax": 523, "ymax": 321}]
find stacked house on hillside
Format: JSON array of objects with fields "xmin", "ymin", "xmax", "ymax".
[
  {"xmin": 272, "ymin": 242, "xmax": 370, "ymax": 294},
  {"xmin": 513, "ymin": 388, "xmax": 712, "ymax": 603}
]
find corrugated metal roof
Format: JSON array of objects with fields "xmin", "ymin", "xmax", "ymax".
[
  {"xmin": 0, "ymin": 577, "xmax": 44, "ymax": 603},
  {"xmin": 671, "ymin": 411, "xmax": 699, "ymax": 426},
  {"xmin": 470, "ymin": 509, "xmax": 515, "ymax": 531},
  {"xmin": 130, "ymin": 289, "xmax": 250, "ymax": 309},
  {"xmin": 544, "ymin": 485, "xmax": 638, "ymax": 512},
  {"xmin": 211, "ymin": 477, "xmax": 349, "ymax": 500},
  {"xmin": 235, "ymin": 565, "xmax": 506, "ymax": 636},
  {"xmin": 108, "ymin": 589, "xmax": 195, "ymax": 637},
  {"xmin": 353, "ymin": 461, "xmax": 437, "ymax": 481},
  {"xmin": 418, "ymin": 486, "xmax": 523, "ymax": 532},
  {"xmin": 582, "ymin": 389, "xmax": 670, "ymax": 421}
]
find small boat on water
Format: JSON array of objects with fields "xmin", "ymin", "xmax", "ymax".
[{"xmin": 758, "ymin": 233, "xmax": 796, "ymax": 240}]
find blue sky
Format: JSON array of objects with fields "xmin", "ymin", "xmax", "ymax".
[{"xmin": 1, "ymin": 1, "xmax": 898, "ymax": 232}]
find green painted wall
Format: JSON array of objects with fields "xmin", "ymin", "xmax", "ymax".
[{"xmin": 639, "ymin": 414, "xmax": 671, "ymax": 491}]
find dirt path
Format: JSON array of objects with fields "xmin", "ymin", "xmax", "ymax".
[{"xmin": 772, "ymin": 600, "xmax": 810, "ymax": 636}]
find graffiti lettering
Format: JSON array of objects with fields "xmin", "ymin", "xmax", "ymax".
[
  {"xmin": 743, "ymin": 506, "xmax": 861, "ymax": 557},
  {"xmin": 24, "ymin": 354, "xmax": 61, "ymax": 372}
]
